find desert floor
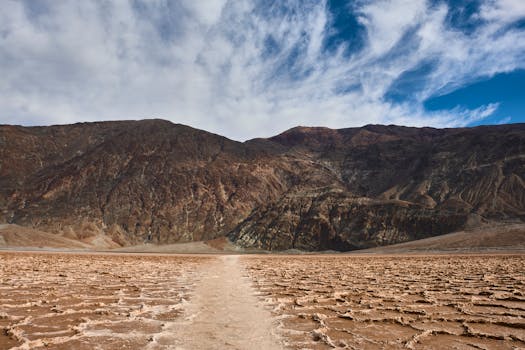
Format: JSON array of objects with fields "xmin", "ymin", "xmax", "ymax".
[{"xmin": 1, "ymin": 252, "xmax": 524, "ymax": 349}]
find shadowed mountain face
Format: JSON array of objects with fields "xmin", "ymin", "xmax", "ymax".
[{"xmin": 1, "ymin": 120, "xmax": 524, "ymax": 250}]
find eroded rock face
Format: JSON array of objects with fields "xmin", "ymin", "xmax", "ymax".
[
  {"xmin": 231, "ymin": 192, "xmax": 471, "ymax": 251},
  {"xmin": 1, "ymin": 120, "xmax": 292, "ymax": 244},
  {"xmin": 231, "ymin": 124, "xmax": 525, "ymax": 250},
  {"xmin": 1, "ymin": 120, "xmax": 524, "ymax": 250}
]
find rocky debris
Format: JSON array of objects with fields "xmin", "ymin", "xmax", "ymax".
[{"xmin": 0, "ymin": 120, "xmax": 524, "ymax": 250}]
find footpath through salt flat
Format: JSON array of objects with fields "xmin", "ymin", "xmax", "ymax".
[{"xmin": 170, "ymin": 255, "xmax": 284, "ymax": 350}]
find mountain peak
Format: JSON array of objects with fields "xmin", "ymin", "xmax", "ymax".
[{"xmin": 1, "ymin": 120, "xmax": 523, "ymax": 251}]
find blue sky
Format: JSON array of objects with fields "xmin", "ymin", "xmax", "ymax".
[{"xmin": 0, "ymin": 0, "xmax": 524, "ymax": 140}]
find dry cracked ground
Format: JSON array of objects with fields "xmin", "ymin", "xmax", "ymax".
[{"xmin": 1, "ymin": 252, "xmax": 524, "ymax": 349}]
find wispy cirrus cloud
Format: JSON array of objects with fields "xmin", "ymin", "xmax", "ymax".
[{"xmin": 0, "ymin": 0, "xmax": 524, "ymax": 140}]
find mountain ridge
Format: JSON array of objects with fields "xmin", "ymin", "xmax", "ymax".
[{"xmin": 1, "ymin": 119, "xmax": 524, "ymax": 250}]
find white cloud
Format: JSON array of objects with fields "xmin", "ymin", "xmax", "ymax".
[
  {"xmin": 357, "ymin": 0, "xmax": 427, "ymax": 57},
  {"xmin": 479, "ymin": 0, "xmax": 525, "ymax": 22},
  {"xmin": 0, "ymin": 0, "xmax": 523, "ymax": 140}
]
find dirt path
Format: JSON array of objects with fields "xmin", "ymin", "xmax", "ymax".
[{"xmin": 170, "ymin": 255, "xmax": 283, "ymax": 349}]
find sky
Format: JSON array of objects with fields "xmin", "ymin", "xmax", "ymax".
[{"xmin": 0, "ymin": 0, "xmax": 524, "ymax": 140}]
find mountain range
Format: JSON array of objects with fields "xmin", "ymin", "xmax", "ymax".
[{"xmin": 1, "ymin": 120, "xmax": 523, "ymax": 251}]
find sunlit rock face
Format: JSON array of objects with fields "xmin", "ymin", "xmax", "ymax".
[
  {"xmin": 1, "ymin": 120, "xmax": 524, "ymax": 250},
  {"xmin": 232, "ymin": 124, "xmax": 525, "ymax": 250}
]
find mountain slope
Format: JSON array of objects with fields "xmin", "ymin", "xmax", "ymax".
[
  {"xmin": 1, "ymin": 120, "xmax": 524, "ymax": 250},
  {"xmin": 2, "ymin": 120, "xmax": 291, "ymax": 244},
  {"xmin": 231, "ymin": 124, "xmax": 525, "ymax": 250}
]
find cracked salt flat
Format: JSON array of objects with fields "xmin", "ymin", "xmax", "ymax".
[{"xmin": 2, "ymin": 252, "xmax": 524, "ymax": 349}]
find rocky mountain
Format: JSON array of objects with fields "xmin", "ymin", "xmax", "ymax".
[{"xmin": 1, "ymin": 120, "xmax": 524, "ymax": 250}]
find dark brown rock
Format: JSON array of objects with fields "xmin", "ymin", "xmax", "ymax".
[
  {"xmin": 1, "ymin": 120, "xmax": 523, "ymax": 250},
  {"xmin": 230, "ymin": 191, "xmax": 471, "ymax": 251}
]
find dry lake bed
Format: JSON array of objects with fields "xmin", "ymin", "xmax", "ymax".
[{"xmin": 1, "ymin": 252, "xmax": 524, "ymax": 349}]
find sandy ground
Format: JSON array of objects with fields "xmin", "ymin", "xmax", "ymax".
[
  {"xmin": 111, "ymin": 237, "xmax": 244, "ymax": 254},
  {"xmin": 2, "ymin": 223, "xmax": 524, "ymax": 256},
  {"xmin": 112, "ymin": 241, "xmax": 222, "ymax": 254},
  {"xmin": 168, "ymin": 255, "xmax": 283, "ymax": 349},
  {"xmin": 356, "ymin": 224, "xmax": 525, "ymax": 254},
  {"xmin": 1, "ymin": 252, "xmax": 524, "ymax": 349},
  {"xmin": 0, "ymin": 225, "xmax": 253, "ymax": 254},
  {"xmin": 0, "ymin": 225, "xmax": 91, "ymax": 250},
  {"xmin": 0, "ymin": 224, "xmax": 119, "ymax": 251}
]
